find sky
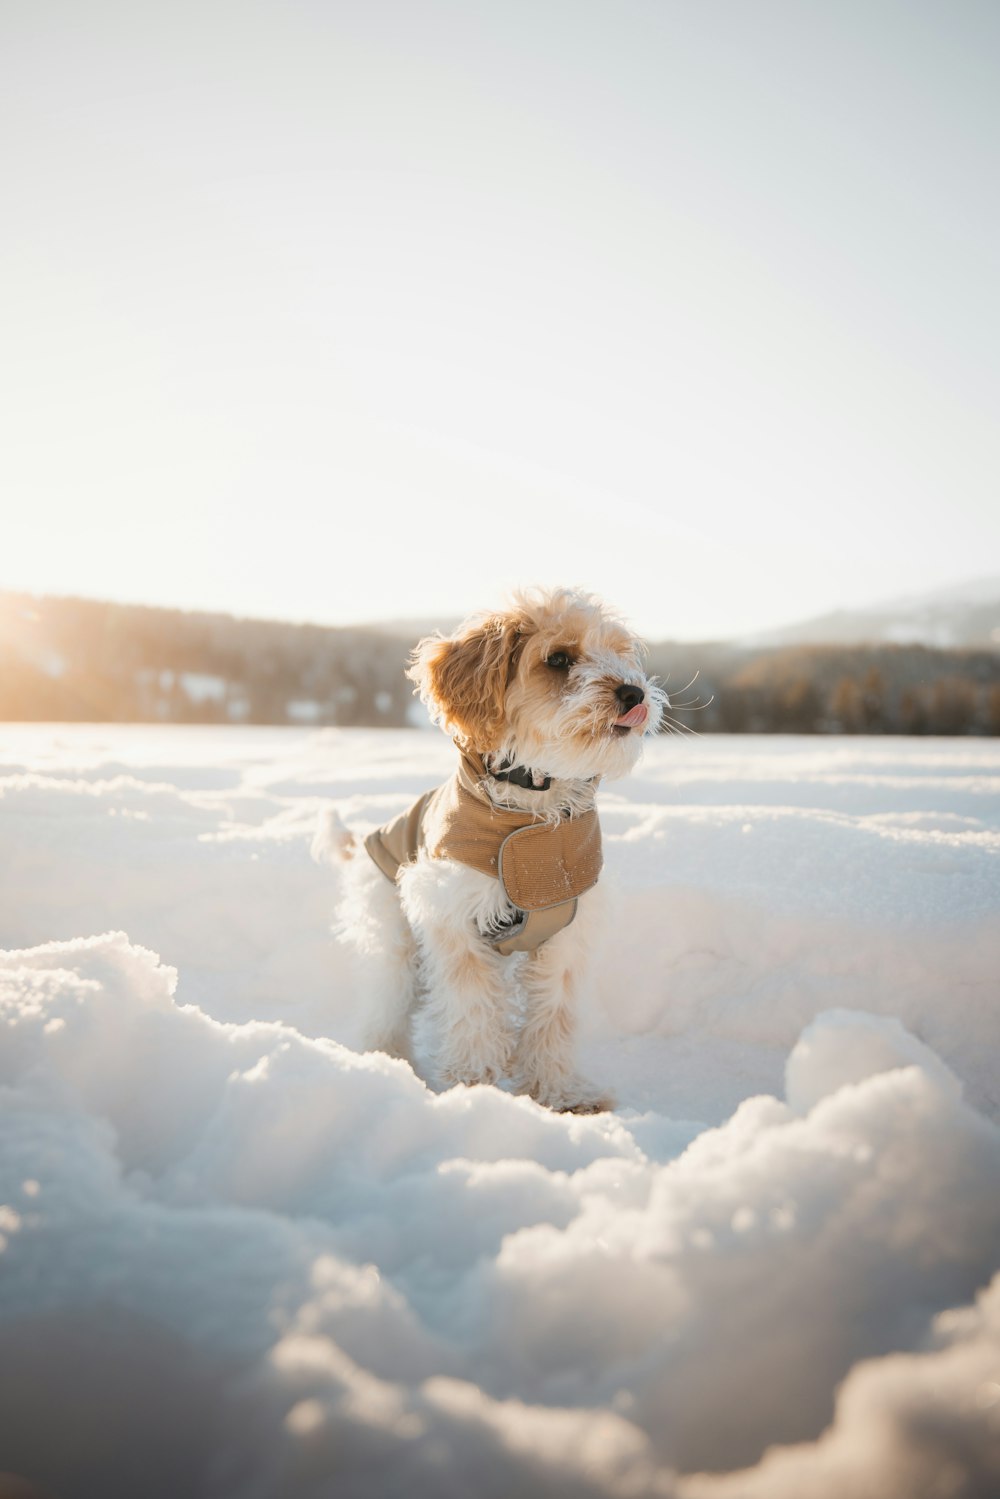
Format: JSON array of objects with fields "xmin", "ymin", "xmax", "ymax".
[{"xmin": 2, "ymin": 0, "xmax": 999, "ymax": 642}]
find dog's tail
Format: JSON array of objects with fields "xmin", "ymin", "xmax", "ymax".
[{"xmin": 312, "ymin": 806, "xmax": 359, "ymax": 867}]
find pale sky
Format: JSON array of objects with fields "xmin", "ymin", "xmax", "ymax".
[{"xmin": 2, "ymin": 0, "xmax": 998, "ymax": 641}]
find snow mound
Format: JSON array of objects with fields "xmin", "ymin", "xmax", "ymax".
[
  {"xmin": 1, "ymin": 727, "xmax": 998, "ymax": 1496},
  {"xmin": 1, "ymin": 931, "xmax": 999, "ymax": 1497}
]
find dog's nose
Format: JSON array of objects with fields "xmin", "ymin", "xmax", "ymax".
[{"xmin": 615, "ymin": 683, "xmax": 645, "ymax": 711}]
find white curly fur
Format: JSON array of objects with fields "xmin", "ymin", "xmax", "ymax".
[{"xmin": 326, "ymin": 587, "xmax": 664, "ymax": 1113}]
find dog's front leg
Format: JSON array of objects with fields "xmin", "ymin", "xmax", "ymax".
[
  {"xmin": 513, "ymin": 892, "xmax": 613, "ymax": 1114},
  {"xmin": 399, "ymin": 861, "xmax": 514, "ymax": 1090}
]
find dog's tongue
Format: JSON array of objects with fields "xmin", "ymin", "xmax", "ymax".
[{"xmin": 615, "ymin": 703, "xmax": 649, "ymax": 728}]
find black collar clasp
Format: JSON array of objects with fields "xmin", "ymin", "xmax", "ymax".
[{"xmin": 490, "ymin": 756, "xmax": 552, "ymax": 792}]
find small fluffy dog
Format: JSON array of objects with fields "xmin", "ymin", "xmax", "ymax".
[{"xmin": 324, "ymin": 587, "xmax": 665, "ymax": 1113}]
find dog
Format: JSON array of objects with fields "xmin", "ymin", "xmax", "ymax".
[{"xmin": 321, "ymin": 587, "xmax": 665, "ymax": 1113}]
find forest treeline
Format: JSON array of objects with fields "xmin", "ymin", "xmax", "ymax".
[
  {"xmin": 0, "ymin": 593, "xmax": 416, "ymax": 727},
  {"xmin": 648, "ymin": 640, "xmax": 1000, "ymax": 736},
  {"xmin": 2, "ymin": 592, "xmax": 999, "ymax": 735}
]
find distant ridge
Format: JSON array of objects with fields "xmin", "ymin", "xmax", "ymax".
[
  {"xmin": 2, "ymin": 587, "xmax": 998, "ymax": 732},
  {"xmin": 736, "ymin": 577, "xmax": 1000, "ymax": 652}
]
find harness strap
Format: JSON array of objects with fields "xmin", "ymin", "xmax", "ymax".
[{"xmin": 362, "ymin": 750, "xmax": 602, "ymax": 954}]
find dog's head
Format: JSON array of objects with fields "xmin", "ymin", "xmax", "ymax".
[{"xmin": 408, "ymin": 588, "xmax": 665, "ymax": 780}]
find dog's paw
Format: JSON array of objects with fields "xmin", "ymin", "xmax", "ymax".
[
  {"xmin": 560, "ymin": 1094, "xmax": 615, "ymax": 1115},
  {"xmin": 439, "ymin": 1063, "xmax": 504, "ymax": 1089},
  {"xmin": 557, "ymin": 1089, "xmax": 616, "ymax": 1115},
  {"xmin": 525, "ymin": 1076, "xmax": 615, "ymax": 1114}
]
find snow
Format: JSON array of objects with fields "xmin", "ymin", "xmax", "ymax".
[
  {"xmin": 1, "ymin": 725, "xmax": 998, "ymax": 1498},
  {"xmin": 179, "ymin": 671, "xmax": 228, "ymax": 704}
]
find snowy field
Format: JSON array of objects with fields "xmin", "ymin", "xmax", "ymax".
[{"xmin": 1, "ymin": 724, "xmax": 999, "ymax": 1498}]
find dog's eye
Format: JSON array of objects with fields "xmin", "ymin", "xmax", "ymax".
[{"xmin": 546, "ymin": 651, "xmax": 573, "ymax": 670}]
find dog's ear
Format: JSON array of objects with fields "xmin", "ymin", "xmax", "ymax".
[{"xmin": 408, "ymin": 612, "xmax": 525, "ymax": 750}]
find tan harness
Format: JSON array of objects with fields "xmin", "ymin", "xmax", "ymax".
[{"xmin": 364, "ymin": 748, "xmax": 603, "ymax": 955}]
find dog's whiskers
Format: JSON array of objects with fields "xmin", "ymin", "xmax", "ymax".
[
  {"xmin": 671, "ymin": 669, "xmax": 702, "ymax": 697},
  {"xmin": 668, "ymin": 693, "xmax": 715, "ymax": 712},
  {"xmin": 649, "ymin": 669, "xmax": 712, "ymax": 719},
  {"xmin": 659, "ymin": 712, "xmax": 701, "ymax": 738}
]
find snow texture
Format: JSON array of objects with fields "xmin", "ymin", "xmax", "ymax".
[{"xmin": 1, "ymin": 726, "xmax": 998, "ymax": 1498}]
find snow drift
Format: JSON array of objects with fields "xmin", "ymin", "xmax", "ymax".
[{"xmin": 1, "ymin": 727, "xmax": 998, "ymax": 1497}]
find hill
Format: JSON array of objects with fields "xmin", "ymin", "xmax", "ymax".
[
  {"xmin": 2, "ymin": 588, "xmax": 999, "ymax": 734},
  {"xmin": 740, "ymin": 576, "xmax": 1000, "ymax": 651}
]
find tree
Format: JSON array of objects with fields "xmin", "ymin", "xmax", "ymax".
[
  {"xmin": 931, "ymin": 678, "xmax": 976, "ymax": 735},
  {"xmin": 831, "ymin": 677, "xmax": 863, "ymax": 733},
  {"xmin": 861, "ymin": 666, "xmax": 885, "ymax": 731}
]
